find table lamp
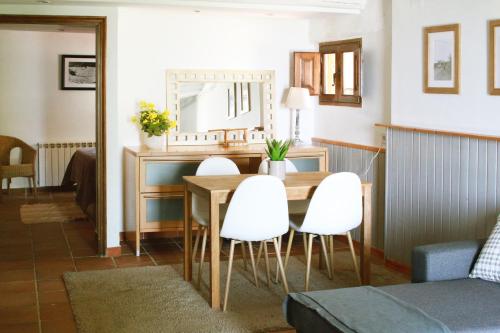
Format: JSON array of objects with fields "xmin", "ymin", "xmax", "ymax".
[{"xmin": 285, "ymin": 87, "xmax": 312, "ymax": 145}]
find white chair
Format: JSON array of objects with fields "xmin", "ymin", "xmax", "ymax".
[
  {"xmin": 220, "ymin": 175, "xmax": 290, "ymax": 311},
  {"xmin": 191, "ymin": 157, "xmax": 240, "ymax": 288},
  {"xmin": 283, "ymin": 172, "xmax": 363, "ymax": 291},
  {"xmin": 257, "ymin": 158, "xmax": 308, "ymax": 283}
]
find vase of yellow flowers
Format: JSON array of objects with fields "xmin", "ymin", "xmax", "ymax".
[{"xmin": 132, "ymin": 100, "xmax": 176, "ymax": 150}]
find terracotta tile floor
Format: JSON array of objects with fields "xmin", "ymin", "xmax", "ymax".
[{"xmin": 0, "ymin": 190, "xmax": 407, "ymax": 333}]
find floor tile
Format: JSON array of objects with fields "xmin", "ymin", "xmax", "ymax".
[
  {"xmin": 41, "ymin": 320, "xmax": 77, "ymax": 333},
  {"xmin": 74, "ymin": 257, "xmax": 115, "ymax": 271},
  {"xmin": 0, "ymin": 321, "xmax": 39, "ymax": 333},
  {"xmin": 37, "ymin": 278, "xmax": 66, "ymax": 293},
  {"xmin": 0, "ymin": 305, "xmax": 38, "ymax": 324},
  {"xmin": 0, "ymin": 269, "xmax": 34, "ymax": 283},
  {"xmin": 114, "ymin": 254, "xmax": 154, "ymax": 268}
]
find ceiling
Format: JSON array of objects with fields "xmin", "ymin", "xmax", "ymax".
[{"xmin": 0, "ymin": 0, "xmax": 366, "ymax": 15}]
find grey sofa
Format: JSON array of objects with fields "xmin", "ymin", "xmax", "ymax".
[{"xmin": 284, "ymin": 240, "xmax": 500, "ymax": 332}]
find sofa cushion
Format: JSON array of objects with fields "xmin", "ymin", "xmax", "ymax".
[
  {"xmin": 470, "ymin": 216, "xmax": 500, "ymax": 283},
  {"xmin": 381, "ymin": 279, "xmax": 500, "ymax": 332}
]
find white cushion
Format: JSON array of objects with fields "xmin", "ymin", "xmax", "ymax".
[{"xmin": 469, "ymin": 216, "xmax": 500, "ymax": 283}]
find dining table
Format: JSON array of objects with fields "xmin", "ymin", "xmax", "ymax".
[{"xmin": 183, "ymin": 172, "xmax": 372, "ymax": 310}]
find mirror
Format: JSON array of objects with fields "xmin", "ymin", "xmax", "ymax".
[
  {"xmin": 166, "ymin": 69, "xmax": 275, "ymax": 146},
  {"xmin": 178, "ymin": 82, "xmax": 263, "ymax": 133}
]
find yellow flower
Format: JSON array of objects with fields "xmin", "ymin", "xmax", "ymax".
[
  {"xmin": 162, "ymin": 108, "xmax": 170, "ymax": 117},
  {"xmin": 131, "ymin": 115, "xmax": 138, "ymax": 123},
  {"xmin": 170, "ymin": 120, "xmax": 177, "ymax": 129},
  {"xmin": 147, "ymin": 102, "xmax": 155, "ymax": 109},
  {"xmin": 139, "ymin": 100, "xmax": 148, "ymax": 110}
]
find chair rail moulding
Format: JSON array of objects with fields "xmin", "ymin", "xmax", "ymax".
[{"xmin": 166, "ymin": 69, "xmax": 276, "ymax": 146}]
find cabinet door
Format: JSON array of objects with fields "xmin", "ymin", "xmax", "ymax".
[
  {"xmin": 288, "ymin": 157, "xmax": 321, "ymax": 172},
  {"xmin": 294, "ymin": 52, "xmax": 321, "ymax": 96},
  {"xmin": 140, "ymin": 193, "xmax": 184, "ymax": 231},
  {"xmin": 140, "ymin": 159, "xmax": 203, "ymax": 193}
]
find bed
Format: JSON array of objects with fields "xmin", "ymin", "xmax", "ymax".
[{"xmin": 61, "ymin": 148, "xmax": 96, "ymax": 221}]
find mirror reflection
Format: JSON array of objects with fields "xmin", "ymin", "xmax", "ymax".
[{"xmin": 178, "ymin": 82, "xmax": 263, "ymax": 133}]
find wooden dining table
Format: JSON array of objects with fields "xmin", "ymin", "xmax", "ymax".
[{"xmin": 183, "ymin": 172, "xmax": 372, "ymax": 310}]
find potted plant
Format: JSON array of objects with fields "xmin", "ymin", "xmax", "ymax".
[
  {"xmin": 265, "ymin": 138, "xmax": 291, "ymax": 180},
  {"xmin": 132, "ymin": 100, "xmax": 177, "ymax": 150}
]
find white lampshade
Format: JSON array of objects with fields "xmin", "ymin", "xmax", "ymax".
[{"xmin": 285, "ymin": 87, "xmax": 312, "ymax": 110}]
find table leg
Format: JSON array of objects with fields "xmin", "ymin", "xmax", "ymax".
[
  {"xmin": 209, "ymin": 193, "xmax": 221, "ymax": 310},
  {"xmin": 360, "ymin": 185, "xmax": 372, "ymax": 285},
  {"xmin": 183, "ymin": 186, "xmax": 193, "ymax": 281}
]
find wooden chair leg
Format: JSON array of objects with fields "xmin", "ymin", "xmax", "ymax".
[
  {"xmin": 319, "ymin": 235, "xmax": 332, "ymax": 279},
  {"xmin": 192, "ymin": 225, "xmax": 202, "ymax": 262},
  {"xmin": 279, "ymin": 229, "xmax": 295, "ymax": 284},
  {"xmin": 241, "ymin": 242, "xmax": 247, "ymax": 271},
  {"xmin": 223, "ymin": 240, "xmax": 236, "ymax": 312},
  {"xmin": 197, "ymin": 227, "xmax": 208, "ymax": 289},
  {"xmin": 247, "ymin": 241, "xmax": 259, "ymax": 287},
  {"xmin": 31, "ymin": 177, "xmax": 38, "ymax": 200},
  {"xmin": 263, "ymin": 240, "xmax": 271, "ymax": 287},
  {"xmin": 274, "ymin": 235, "xmax": 282, "ymax": 283},
  {"xmin": 256, "ymin": 241, "xmax": 263, "ymax": 267},
  {"xmin": 273, "ymin": 238, "xmax": 289, "ymax": 294},
  {"xmin": 347, "ymin": 231, "xmax": 361, "ymax": 285},
  {"xmin": 305, "ymin": 233, "xmax": 314, "ymax": 292},
  {"xmin": 329, "ymin": 235, "xmax": 335, "ymax": 276},
  {"xmin": 7, "ymin": 178, "xmax": 11, "ymax": 194}
]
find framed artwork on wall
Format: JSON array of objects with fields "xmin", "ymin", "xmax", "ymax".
[
  {"xmin": 489, "ymin": 19, "xmax": 500, "ymax": 95},
  {"xmin": 61, "ymin": 55, "xmax": 96, "ymax": 90},
  {"xmin": 423, "ymin": 24, "xmax": 460, "ymax": 94}
]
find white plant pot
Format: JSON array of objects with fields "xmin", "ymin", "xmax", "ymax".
[
  {"xmin": 268, "ymin": 160, "xmax": 286, "ymax": 180},
  {"xmin": 142, "ymin": 133, "xmax": 166, "ymax": 150}
]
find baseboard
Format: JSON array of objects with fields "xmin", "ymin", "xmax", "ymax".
[
  {"xmin": 105, "ymin": 247, "xmax": 122, "ymax": 257},
  {"xmin": 334, "ymin": 235, "xmax": 411, "ymax": 277}
]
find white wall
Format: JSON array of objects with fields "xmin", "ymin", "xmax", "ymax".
[
  {"xmin": 309, "ymin": 0, "xmax": 391, "ymax": 147},
  {"xmin": 392, "ymin": 0, "xmax": 500, "ymax": 136},
  {"xmin": 117, "ymin": 7, "xmax": 316, "ymax": 148},
  {"xmin": 0, "ymin": 30, "xmax": 95, "ymax": 145}
]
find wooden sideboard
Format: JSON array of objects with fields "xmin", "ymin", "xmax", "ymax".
[{"xmin": 124, "ymin": 144, "xmax": 328, "ymax": 256}]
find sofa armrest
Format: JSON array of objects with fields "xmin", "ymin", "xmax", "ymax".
[{"xmin": 411, "ymin": 240, "xmax": 484, "ymax": 283}]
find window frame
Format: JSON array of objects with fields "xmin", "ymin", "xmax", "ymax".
[{"xmin": 319, "ymin": 38, "xmax": 362, "ymax": 107}]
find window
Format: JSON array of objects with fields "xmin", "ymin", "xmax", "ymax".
[{"xmin": 319, "ymin": 38, "xmax": 362, "ymax": 107}]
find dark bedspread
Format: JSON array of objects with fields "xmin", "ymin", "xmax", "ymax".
[{"xmin": 61, "ymin": 148, "xmax": 96, "ymax": 221}]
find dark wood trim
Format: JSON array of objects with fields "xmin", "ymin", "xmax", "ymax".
[
  {"xmin": 105, "ymin": 247, "xmax": 121, "ymax": 257},
  {"xmin": 489, "ymin": 19, "xmax": 500, "ymax": 95},
  {"xmin": 334, "ymin": 235, "xmax": 411, "ymax": 278},
  {"xmin": 312, "ymin": 137, "xmax": 386, "ymax": 153},
  {"xmin": 375, "ymin": 123, "xmax": 500, "ymax": 142},
  {"xmin": 0, "ymin": 14, "xmax": 108, "ymax": 256}
]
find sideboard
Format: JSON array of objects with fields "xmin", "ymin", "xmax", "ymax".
[{"xmin": 124, "ymin": 144, "xmax": 328, "ymax": 256}]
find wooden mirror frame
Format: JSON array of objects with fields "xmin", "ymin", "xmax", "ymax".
[{"xmin": 166, "ymin": 69, "xmax": 276, "ymax": 146}]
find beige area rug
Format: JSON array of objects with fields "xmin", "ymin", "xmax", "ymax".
[
  {"xmin": 64, "ymin": 253, "xmax": 408, "ymax": 333},
  {"xmin": 20, "ymin": 202, "xmax": 87, "ymax": 224}
]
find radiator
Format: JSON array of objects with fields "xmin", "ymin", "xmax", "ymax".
[{"xmin": 36, "ymin": 142, "xmax": 95, "ymax": 187}]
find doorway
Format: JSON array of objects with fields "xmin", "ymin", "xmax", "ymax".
[{"xmin": 0, "ymin": 15, "xmax": 107, "ymax": 255}]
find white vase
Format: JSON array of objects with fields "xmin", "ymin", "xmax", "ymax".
[
  {"xmin": 142, "ymin": 133, "xmax": 166, "ymax": 150},
  {"xmin": 268, "ymin": 160, "xmax": 286, "ymax": 180}
]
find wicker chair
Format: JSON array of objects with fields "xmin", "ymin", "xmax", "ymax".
[{"xmin": 0, "ymin": 135, "xmax": 37, "ymax": 200}]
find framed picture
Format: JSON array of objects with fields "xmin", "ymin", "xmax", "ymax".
[
  {"xmin": 423, "ymin": 24, "xmax": 460, "ymax": 94},
  {"xmin": 61, "ymin": 55, "xmax": 96, "ymax": 90},
  {"xmin": 489, "ymin": 20, "xmax": 500, "ymax": 95}
]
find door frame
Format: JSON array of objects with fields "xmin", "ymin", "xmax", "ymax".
[{"xmin": 0, "ymin": 15, "xmax": 108, "ymax": 255}]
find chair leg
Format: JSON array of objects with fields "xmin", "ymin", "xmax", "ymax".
[
  {"xmin": 329, "ymin": 235, "xmax": 335, "ymax": 276},
  {"xmin": 263, "ymin": 240, "xmax": 271, "ymax": 287},
  {"xmin": 279, "ymin": 229, "xmax": 295, "ymax": 284},
  {"xmin": 347, "ymin": 231, "xmax": 361, "ymax": 285},
  {"xmin": 223, "ymin": 240, "xmax": 236, "ymax": 312},
  {"xmin": 241, "ymin": 242, "xmax": 247, "ymax": 271},
  {"xmin": 319, "ymin": 235, "xmax": 332, "ymax": 279},
  {"xmin": 256, "ymin": 241, "xmax": 263, "ymax": 267},
  {"xmin": 274, "ymin": 235, "xmax": 282, "ymax": 283},
  {"xmin": 31, "ymin": 177, "xmax": 38, "ymax": 200},
  {"xmin": 7, "ymin": 178, "xmax": 11, "ymax": 194},
  {"xmin": 247, "ymin": 241, "xmax": 259, "ymax": 287},
  {"xmin": 192, "ymin": 225, "xmax": 202, "ymax": 262},
  {"xmin": 197, "ymin": 227, "xmax": 208, "ymax": 289},
  {"xmin": 302, "ymin": 232, "xmax": 308, "ymax": 262},
  {"xmin": 273, "ymin": 238, "xmax": 289, "ymax": 294},
  {"xmin": 305, "ymin": 233, "xmax": 314, "ymax": 291}
]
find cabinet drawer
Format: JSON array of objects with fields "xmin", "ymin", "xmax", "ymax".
[
  {"xmin": 289, "ymin": 157, "xmax": 321, "ymax": 172},
  {"xmin": 140, "ymin": 159, "xmax": 202, "ymax": 193},
  {"xmin": 140, "ymin": 193, "xmax": 184, "ymax": 231}
]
